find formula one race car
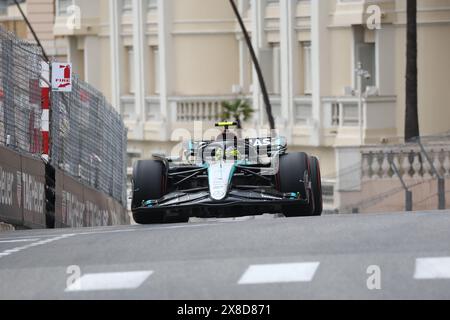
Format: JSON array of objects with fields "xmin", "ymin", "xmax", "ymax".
[{"xmin": 131, "ymin": 122, "xmax": 323, "ymax": 224}]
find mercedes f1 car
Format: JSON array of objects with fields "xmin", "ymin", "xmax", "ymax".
[{"xmin": 131, "ymin": 122, "xmax": 323, "ymax": 224}]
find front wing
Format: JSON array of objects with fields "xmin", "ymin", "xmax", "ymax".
[{"xmin": 133, "ymin": 189, "xmax": 311, "ymax": 217}]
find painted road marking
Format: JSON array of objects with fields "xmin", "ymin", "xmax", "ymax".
[
  {"xmin": 0, "ymin": 234, "xmax": 75, "ymax": 260},
  {"xmin": 238, "ymin": 262, "xmax": 320, "ymax": 285},
  {"xmin": 414, "ymin": 257, "xmax": 450, "ymax": 280},
  {"xmin": 0, "ymin": 223, "xmax": 219, "ymax": 241},
  {"xmin": 0, "ymin": 223, "xmax": 216, "ymax": 243},
  {"xmin": 0, "ymin": 239, "xmax": 40, "ymax": 244},
  {"xmin": 65, "ymin": 271, "xmax": 153, "ymax": 292}
]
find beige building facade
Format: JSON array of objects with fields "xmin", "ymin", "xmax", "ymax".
[{"xmin": 2, "ymin": 0, "xmax": 450, "ymax": 211}]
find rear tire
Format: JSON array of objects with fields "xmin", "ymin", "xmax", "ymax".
[
  {"xmin": 309, "ymin": 156, "xmax": 323, "ymax": 216},
  {"xmin": 278, "ymin": 152, "xmax": 314, "ymax": 217}
]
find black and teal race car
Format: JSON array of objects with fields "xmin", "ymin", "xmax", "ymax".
[{"xmin": 131, "ymin": 122, "xmax": 323, "ymax": 224}]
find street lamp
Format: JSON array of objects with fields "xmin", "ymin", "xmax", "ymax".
[{"xmin": 355, "ymin": 62, "xmax": 371, "ymax": 146}]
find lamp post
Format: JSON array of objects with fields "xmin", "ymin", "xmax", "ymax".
[{"xmin": 355, "ymin": 62, "xmax": 371, "ymax": 146}]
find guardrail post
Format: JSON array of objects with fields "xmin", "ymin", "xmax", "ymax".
[
  {"xmin": 406, "ymin": 190, "xmax": 413, "ymax": 212},
  {"xmin": 390, "ymin": 156, "xmax": 413, "ymax": 212},
  {"xmin": 438, "ymin": 178, "xmax": 445, "ymax": 210},
  {"xmin": 417, "ymin": 138, "xmax": 446, "ymax": 210}
]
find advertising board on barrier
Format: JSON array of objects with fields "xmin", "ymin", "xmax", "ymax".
[
  {"xmin": 21, "ymin": 155, "xmax": 46, "ymax": 228},
  {"xmin": 55, "ymin": 169, "xmax": 129, "ymax": 228},
  {"xmin": 0, "ymin": 147, "xmax": 46, "ymax": 228},
  {"xmin": 1, "ymin": 146, "xmax": 128, "ymax": 229},
  {"xmin": 0, "ymin": 147, "xmax": 22, "ymax": 226}
]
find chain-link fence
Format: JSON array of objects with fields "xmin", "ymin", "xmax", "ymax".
[
  {"xmin": 51, "ymin": 75, "xmax": 128, "ymax": 205},
  {"xmin": 1, "ymin": 26, "xmax": 127, "ymax": 205},
  {"xmin": 0, "ymin": 27, "xmax": 43, "ymax": 155}
]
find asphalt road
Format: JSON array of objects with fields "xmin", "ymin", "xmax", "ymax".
[{"xmin": 1, "ymin": 211, "xmax": 450, "ymax": 300}]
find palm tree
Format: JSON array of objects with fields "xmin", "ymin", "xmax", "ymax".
[
  {"xmin": 405, "ymin": 0, "xmax": 419, "ymax": 142},
  {"xmin": 221, "ymin": 99, "xmax": 254, "ymax": 129}
]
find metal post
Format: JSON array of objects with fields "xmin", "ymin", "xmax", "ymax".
[
  {"xmin": 13, "ymin": 0, "xmax": 49, "ymax": 62},
  {"xmin": 438, "ymin": 178, "xmax": 445, "ymax": 210},
  {"xmin": 390, "ymin": 156, "xmax": 413, "ymax": 212},
  {"xmin": 355, "ymin": 62, "xmax": 370, "ymax": 146},
  {"xmin": 417, "ymin": 138, "xmax": 446, "ymax": 210},
  {"xmin": 357, "ymin": 65, "xmax": 363, "ymax": 146},
  {"xmin": 405, "ymin": 190, "xmax": 413, "ymax": 212}
]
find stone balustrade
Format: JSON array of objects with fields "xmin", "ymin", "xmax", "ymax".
[{"xmin": 361, "ymin": 143, "xmax": 450, "ymax": 180}]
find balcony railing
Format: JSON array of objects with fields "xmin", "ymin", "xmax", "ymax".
[
  {"xmin": 120, "ymin": 96, "xmax": 135, "ymax": 121},
  {"xmin": 294, "ymin": 97, "xmax": 312, "ymax": 126},
  {"xmin": 323, "ymin": 97, "xmax": 362, "ymax": 128},
  {"xmin": 146, "ymin": 96, "xmax": 160, "ymax": 121},
  {"xmin": 170, "ymin": 96, "xmax": 248, "ymax": 123}
]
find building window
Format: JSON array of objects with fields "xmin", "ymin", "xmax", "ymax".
[
  {"xmin": 266, "ymin": 0, "xmax": 280, "ymax": 5},
  {"xmin": 0, "ymin": 1, "xmax": 7, "ymax": 16},
  {"xmin": 57, "ymin": 0, "xmax": 74, "ymax": 16},
  {"xmin": 122, "ymin": 0, "xmax": 132, "ymax": 14},
  {"xmin": 272, "ymin": 45, "xmax": 281, "ymax": 95},
  {"xmin": 354, "ymin": 26, "xmax": 376, "ymax": 93},
  {"xmin": 355, "ymin": 43, "xmax": 376, "ymax": 93},
  {"xmin": 302, "ymin": 42, "xmax": 312, "ymax": 95},
  {"xmin": 148, "ymin": 0, "xmax": 158, "ymax": 10},
  {"xmin": 331, "ymin": 103, "xmax": 340, "ymax": 126}
]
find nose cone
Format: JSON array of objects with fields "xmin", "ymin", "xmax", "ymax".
[{"xmin": 208, "ymin": 162, "xmax": 235, "ymax": 201}]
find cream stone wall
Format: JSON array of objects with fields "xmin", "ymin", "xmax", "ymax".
[
  {"xmin": 329, "ymin": 28, "xmax": 353, "ymax": 97},
  {"xmin": 173, "ymin": 34, "xmax": 240, "ymax": 96}
]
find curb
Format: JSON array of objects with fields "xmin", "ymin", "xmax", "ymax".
[{"xmin": 0, "ymin": 222, "xmax": 15, "ymax": 233}]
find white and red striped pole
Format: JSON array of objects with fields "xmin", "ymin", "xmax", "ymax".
[{"xmin": 40, "ymin": 61, "xmax": 50, "ymax": 161}]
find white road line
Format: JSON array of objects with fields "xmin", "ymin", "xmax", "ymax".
[
  {"xmin": 238, "ymin": 262, "xmax": 320, "ymax": 285},
  {"xmin": 0, "ymin": 234, "xmax": 75, "ymax": 259},
  {"xmin": 0, "ymin": 235, "xmax": 51, "ymax": 241},
  {"xmin": 0, "ymin": 239, "xmax": 40, "ymax": 244},
  {"xmin": 0, "ymin": 223, "xmax": 216, "ymax": 242},
  {"xmin": 65, "ymin": 271, "xmax": 153, "ymax": 292},
  {"xmin": 414, "ymin": 257, "xmax": 450, "ymax": 280}
]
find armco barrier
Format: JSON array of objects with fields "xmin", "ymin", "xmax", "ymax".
[
  {"xmin": 21, "ymin": 153, "xmax": 46, "ymax": 229},
  {"xmin": 55, "ymin": 170, "xmax": 129, "ymax": 228},
  {"xmin": 1, "ymin": 145, "xmax": 129, "ymax": 229},
  {"xmin": 0, "ymin": 146, "xmax": 23, "ymax": 226},
  {"xmin": 0, "ymin": 145, "xmax": 45, "ymax": 228}
]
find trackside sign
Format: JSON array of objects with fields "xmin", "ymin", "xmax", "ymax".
[{"xmin": 52, "ymin": 63, "xmax": 72, "ymax": 92}]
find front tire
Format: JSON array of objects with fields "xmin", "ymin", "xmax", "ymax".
[
  {"xmin": 278, "ymin": 152, "xmax": 314, "ymax": 217},
  {"xmin": 131, "ymin": 160, "xmax": 166, "ymax": 210},
  {"xmin": 132, "ymin": 160, "xmax": 166, "ymax": 224},
  {"xmin": 309, "ymin": 156, "xmax": 323, "ymax": 216}
]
